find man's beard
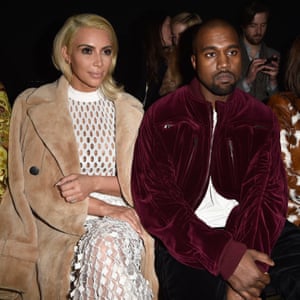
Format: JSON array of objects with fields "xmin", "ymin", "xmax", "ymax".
[
  {"xmin": 209, "ymin": 83, "xmax": 236, "ymax": 96},
  {"xmin": 199, "ymin": 78, "xmax": 236, "ymax": 96},
  {"xmin": 246, "ymin": 34, "xmax": 263, "ymax": 46}
]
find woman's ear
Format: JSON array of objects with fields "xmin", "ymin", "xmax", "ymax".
[{"xmin": 62, "ymin": 46, "xmax": 70, "ymax": 64}]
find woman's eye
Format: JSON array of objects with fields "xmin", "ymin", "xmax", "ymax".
[
  {"xmin": 82, "ymin": 47, "xmax": 93, "ymax": 55},
  {"xmin": 103, "ymin": 48, "xmax": 112, "ymax": 56}
]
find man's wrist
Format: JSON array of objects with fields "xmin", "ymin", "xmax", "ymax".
[
  {"xmin": 268, "ymin": 79, "xmax": 278, "ymax": 92},
  {"xmin": 242, "ymin": 79, "xmax": 252, "ymax": 92}
]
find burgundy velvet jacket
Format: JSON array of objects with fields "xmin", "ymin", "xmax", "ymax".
[{"xmin": 131, "ymin": 78, "xmax": 288, "ymax": 280}]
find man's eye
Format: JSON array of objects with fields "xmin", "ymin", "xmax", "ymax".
[
  {"xmin": 206, "ymin": 52, "xmax": 216, "ymax": 58},
  {"xmin": 228, "ymin": 50, "xmax": 239, "ymax": 56}
]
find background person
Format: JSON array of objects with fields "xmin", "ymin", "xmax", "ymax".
[
  {"xmin": 121, "ymin": 10, "xmax": 173, "ymax": 111},
  {"xmin": 268, "ymin": 35, "xmax": 300, "ymax": 227},
  {"xmin": 236, "ymin": 0, "xmax": 280, "ymax": 103},
  {"xmin": 159, "ymin": 11, "xmax": 202, "ymax": 96}
]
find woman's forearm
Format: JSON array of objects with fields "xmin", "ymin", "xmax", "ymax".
[{"xmin": 92, "ymin": 175, "xmax": 121, "ymax": 196}]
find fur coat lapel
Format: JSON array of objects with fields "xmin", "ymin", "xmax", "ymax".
[
  {"xmin": 114, "ymin": 92, "xmax": 143, "ymax": 205},
  {"xmin": 26, "ymin": 76, "xmax": 144, "ymax": 189},
  {"xmin": 27, "ymin": 77, "xmax": 81, "ymax": 176}
]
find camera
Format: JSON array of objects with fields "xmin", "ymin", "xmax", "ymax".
[{"xmin": 264, "ymin": 55, "xmax": 278, "ymax": 66}]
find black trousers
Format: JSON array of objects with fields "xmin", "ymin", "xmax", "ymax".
[{"xmin": 155, "ymin": 221, "xmax": 300, "ymax": 300}]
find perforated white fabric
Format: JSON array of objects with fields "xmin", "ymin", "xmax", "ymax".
[
  {"xmin": 69, "ymin": 87, "xmax": 116, "ymax": 177},
  {"xmin": 68, "ymin": 86, "xmax": 152, "ymax": 299}
]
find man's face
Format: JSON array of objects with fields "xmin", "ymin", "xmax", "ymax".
[
  {"xmin": 243, "ymin": 12, "xmax": 268, "ymax": 46},
  {"xmin": 191, "ymin": 24, "xmax": 241, "ymax": 98}
]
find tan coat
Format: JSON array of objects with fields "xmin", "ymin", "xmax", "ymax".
[{"xmin": 0, "ymin": 76, "xmax": 158, "ymax": 299}]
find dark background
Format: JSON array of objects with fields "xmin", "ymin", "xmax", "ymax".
[{"xmin": 0, "ymin": 0, "xmax": 298, "ymax": 103}]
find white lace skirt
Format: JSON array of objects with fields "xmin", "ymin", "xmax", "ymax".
[{"xmin": 69, "ymin": 195, "xmax": 153, "ymax": 299}]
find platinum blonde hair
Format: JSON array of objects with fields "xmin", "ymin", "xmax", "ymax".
[{"xmin": 52, "ymin": 13, "xmax": 123, "ymax": 99}]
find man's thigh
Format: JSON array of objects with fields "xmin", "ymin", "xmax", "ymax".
[
  {"xmin": 155, "ymin": 240, "xmax": 226, "ymax": 300},
  {"xmin": 269, "ymin": 220, "xmax": 300, "ymax": 298}
]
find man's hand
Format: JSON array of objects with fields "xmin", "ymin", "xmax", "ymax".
[
  {"xmin": 245, "ymin": 58, "xmax": 268, "ymax": 86},
  {"xmin": 227, "ymin": 249, "xmax": 274, "ymax": 299}
]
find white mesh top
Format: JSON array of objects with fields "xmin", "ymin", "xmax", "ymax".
[
  {"xmin": 67, "ymin": 86, "xmax": 153, "ymax": 299},
  {"xmin": 68, "ymin": 85, "xmax": 116, "ymax": 177},
  {"xmin": 68, "ymin": 86, "xmax": 126, "ymax": 212}
]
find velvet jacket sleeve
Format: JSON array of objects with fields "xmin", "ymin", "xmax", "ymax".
[{"xmin": 223, "ymin": 107, "xmax": 288, "ymax": 268}]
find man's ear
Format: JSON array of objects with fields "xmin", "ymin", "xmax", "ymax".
[{"xmin": 191, "ymin": 55, "xmax": 196, "ymax": 70}]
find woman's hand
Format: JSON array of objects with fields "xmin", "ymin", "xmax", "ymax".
[
  {"xmin": 56, "ymin": 173, "xmax": 94, "ymax": 203},
  {"xmin": 88, "ymin": 197, "xmax": 143, "ymax": 235},
  {"xmin": 56, "ymin": 173, "xmax": 121, "ymax": 203},
  {"xmin": 105, "ymin": 204, "xmax": 143, "ymax": 235}
]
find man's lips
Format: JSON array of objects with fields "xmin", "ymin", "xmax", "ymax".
[{"xmin": 215, "ymin": 72, "xmax": 234, "ymax": 83}]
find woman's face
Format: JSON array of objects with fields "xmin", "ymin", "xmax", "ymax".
[
  {"xmin": 161, "ymin": 16, "xmax": 173, "ymax": 48},
  {"xmin": 171, "ymin": 23, "xmax": 188, "ymax": 46},
  {"xmin": 62, "ymin": 26, "xmax": 113, "ymax": 92}
]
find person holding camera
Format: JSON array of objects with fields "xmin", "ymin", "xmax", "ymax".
[{"xmin": 237, "ymin": 0, "xmax": 280, "ymax": 103}]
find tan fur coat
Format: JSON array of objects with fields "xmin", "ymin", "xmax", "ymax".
[{"xmin": 0, "ymin": 76, "xmax": 158, "ymax": 299}]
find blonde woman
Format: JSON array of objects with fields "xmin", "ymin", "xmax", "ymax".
[{"xmin": 0, "ymin": 13, "xmax": 157, "ymax": 299}]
